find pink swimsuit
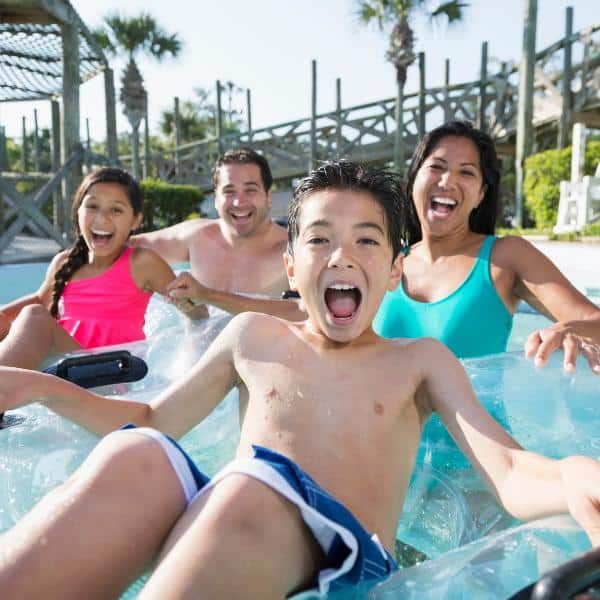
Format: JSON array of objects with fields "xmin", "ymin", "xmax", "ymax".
[{"xmin": 58, "ymin": 247, "xmax": 152, "ymax": 349}]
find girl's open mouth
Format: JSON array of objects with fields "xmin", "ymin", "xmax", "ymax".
[
  {"xmin": 91, "ymin": 230, "xmax": 113, "ymax": 246},
  {"xmin": 324, "ymin": 284, "xmax": 362, "ymax": 321}
]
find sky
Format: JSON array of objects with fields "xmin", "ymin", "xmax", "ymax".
[{"xmin": 0, "ymin": 0, "xmax": 597, "ymax": 143}]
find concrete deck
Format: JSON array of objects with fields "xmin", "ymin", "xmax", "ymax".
[{"xmin": 0, "ymin": 235, "xmax": 61, "ymax": 265}]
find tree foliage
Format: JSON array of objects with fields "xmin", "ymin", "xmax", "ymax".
[{"xmin": 355, "ymin": 0, "xmax": 468, "ymax": 85}]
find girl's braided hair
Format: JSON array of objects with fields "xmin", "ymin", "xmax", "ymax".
[{"xmin": 49, "ymin": 168, "xmax": 143, "ymax": 318}]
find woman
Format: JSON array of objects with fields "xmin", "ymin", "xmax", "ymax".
[{"xmin": 373, "ymin": 121, "xmax": 599, "ymax": 372}]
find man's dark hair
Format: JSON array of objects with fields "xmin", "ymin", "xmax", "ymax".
[
  {"xmin": 288, "ymin": 161, "xmax": 406, "ymax": 261},
  {"xmin": 212, "ymin": 147, "xmax": 273, "ymax": 192},
  {"xmin": 404, "ymin": 120, "xmax": 501, "ymax": 244}
]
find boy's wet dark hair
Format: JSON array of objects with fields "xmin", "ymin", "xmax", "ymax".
[
  {"xmin": 49, "ymin": 168, "xmax": 143, "ymax": 318},
  {"xmin": 287, "ymin": 161, "xmax": 406, "ymax": 261},
  {"xmin": 212, "ymin": 148, "xmax": 273, "ymax": 192},
  {"xmin": 404, "ymin": 120, "xmax": 501, "ymax": 245}
]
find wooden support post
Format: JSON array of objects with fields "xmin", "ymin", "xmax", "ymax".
[
  {"xmin": 61, "ymin": 21, "xmax": 82, "ymax": 238},
  {"xmin": 246, "ymin": 88, "xmax": 253, "ymax": 144},
  {"xmin": 21, "ymin": 116, "xmax": 28, "ymax": 173},
  {"xmin": 33, "ymin": 109, "xmax": 41, "ymax": 172},
  {"xmin": 336, "ymin": 77, "xmax": 342, "ymax": 158},
  {"xmin": 444, "ymin": 59, "xmax": 451, "ymax": 123},
  {"xmin": 131, "ymin": 127, "xmax": 141, "ymax": 180},
  {"xmin": 515, "ymin": 0, "xmax": 537, "ymax": 228},
  {"xmin": 0, "ymin": 125, "xmax": 7, "ymax": 171},
  {"xmin": 143, "ymin": 92, "xmax": 150, "ymax": 179},
  {"xmin": 478, "ymin": 42, "xmax": 488, "ymax": 131},
  {"xmin": 310, "ymin": 59, "xmax": 317, "ymax": 170},
  {"xmin": 85, "ymin": 118, "xmax": 91, "ymax": 169},
  {"xmin": 51, "ymin": 99, "xmax": 63, "ymax": 230},
  {"xmin": 557, "ymin": 6, "xmax": 573, "ymax": 149},
  {"xmin": 104, "ymin": 68, "xmax": 118, "ymax": 163},
  {"xmin": 393, "ymin": 81, "xmax": 404, "ymax": 174},
  {"xmin": 418, "ymin": 52, "xmax": 426, "ymax": 137},
  {"xmin": 216, "ymin": 80, "xmax": 224, "ymax": 156},
  {"xmin": 174, "ymin": 96, "xmax": 181, "ymax": 174}
]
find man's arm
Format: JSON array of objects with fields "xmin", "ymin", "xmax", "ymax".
[
  {"xmin": 0, "ymin": 315, "xmax": 246, "ymax": 438},
  {"xmin": 167, "ymin": 271, "xmax": 306, "ymax": 321},
  {"xmin": 420, "ymin": 339, "xmax": 600, "ymax": 544},
  {"xmin": 131, "ymin": 220, "xmax": 204, "ymax": 264}
]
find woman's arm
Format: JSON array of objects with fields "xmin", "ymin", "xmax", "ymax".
[
  {"xmin": 422, "ymin": 339, "xmax": 600, "ymax": 544},
  {"xmin": 498, "ymin": 237, "xmax": 600, "ymax": 373}
]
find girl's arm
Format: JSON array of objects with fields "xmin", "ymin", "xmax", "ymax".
[
  {"xmin": 498, "ymin": 237, "xmax": 600, "ymax": 373},
  {"xmin": 130, "ymin": 246, "xmax": 176, "ymax": 296},
  {"xmin": 0, "ymin": 313, "xmax": 249, "ymax": 438},
  {"xmin": 421, "ymin": 339, "xmax": 600, "ymax": 545},
  {"xmin": 0, "ymin": 251, "xmax": 67, "ymax": 331}
]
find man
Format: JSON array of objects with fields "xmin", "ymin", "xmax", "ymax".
[{"xmin": 133, "ymin": 148, "xmax": 289, "ymax": 317}]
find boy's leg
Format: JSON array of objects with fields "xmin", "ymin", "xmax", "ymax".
[
  {"xmin": 0, "ymin": 431, "xmax": 188, "ymax": 600},
  {"xmin": 140, "ymin": 473, "xmax": 325, "ymax": 600},
  {"xmin": 0, "ymin": 305, "xmax": 80, "ymax": 368}
]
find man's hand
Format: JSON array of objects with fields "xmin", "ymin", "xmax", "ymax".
[
  {"xmin": 167, "ymin": 272, "xmax": 210, "ymax": 318},
  {"xmin": 525, "ymin": 322, "xmax": 600, "ymax": 374},
  {"xmin": 561, "ymin": 456, "xmax": 600, "ymax": 547}
]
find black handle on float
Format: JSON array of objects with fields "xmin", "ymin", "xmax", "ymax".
[
  {"xmin": 54, "ymin": 350, "xmax": 132, "ymax": 379},
  {"xmin": 530, "ymin": 545, "xmax": 600, "ymax": 599}
]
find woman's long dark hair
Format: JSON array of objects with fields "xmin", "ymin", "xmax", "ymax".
[
  {"xmin": 49, "ymin": 168, "xmax": 143, "ymax": 318},
  {"xmin": 404, "ymin": 120, "xmax": 501, "ymax": 245}
]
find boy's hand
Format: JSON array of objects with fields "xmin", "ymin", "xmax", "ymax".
[
  {"xmin": 525, "ymin": 323, "xmax": 600, "ymax": 375},
  {"xmin": 561, "ymin": 456, "xmax": 600, "ymax": 547}
]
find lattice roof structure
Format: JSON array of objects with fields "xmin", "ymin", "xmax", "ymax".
[{"xmin": 0, "ymin": 0, "xmax": 108, "ymax": 102}]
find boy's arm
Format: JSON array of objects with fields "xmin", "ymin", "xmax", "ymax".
[
  {"xmin": 0, "ymin": 315, "xmax": 245, "ymax": 438},
  {"xmin": 167, "ymin": 271, "xmax": 306, "ymax": 321},
  {"xmin": 420, "ymin": 339, "xmax": 600, "ymax": 544}
]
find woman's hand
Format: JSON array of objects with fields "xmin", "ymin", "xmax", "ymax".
[
  {"xmin": 525, "ymin": 321, "xmax": 600, "ymax": 374},
  {"xmin": 561, "ymin": 456, "xmax": 600, "ymax": 547}
]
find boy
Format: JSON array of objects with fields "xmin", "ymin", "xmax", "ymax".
[{"xmin": 0, "ymin": 162, "xmax": 598, "ymax": 600}]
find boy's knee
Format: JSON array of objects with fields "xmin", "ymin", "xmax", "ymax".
[
  {"xmin": 79, "ymin": 430, "xmax": 178, "ymax": 490},
  {"xmin": 205, "ymin": 475, "xmax": 301, "ymax": 541}
]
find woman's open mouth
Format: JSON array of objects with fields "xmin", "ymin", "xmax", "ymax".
[
  {"xmin": 429, "ymin": 196, "xmax": 457, "ymax": 217},
  {"xmin": 324, "ymin": 284, "xmax": 362, "ymax": 322}
]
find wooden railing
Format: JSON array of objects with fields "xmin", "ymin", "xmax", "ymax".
[{"xmin": 113, "ymin": 23, "xmax": 599, "ymax": 191}]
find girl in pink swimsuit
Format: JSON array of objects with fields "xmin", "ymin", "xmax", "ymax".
[{"xmin": 0, "ymin": 168, "xmax": 175, "ymax": 370}]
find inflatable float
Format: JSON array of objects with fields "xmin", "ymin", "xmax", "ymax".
[{"xmin": 0, "ymin": 297, "xmax": 598, "ymax": 599}]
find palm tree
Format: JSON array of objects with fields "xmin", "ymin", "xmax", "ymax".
[
  {"xmin": 93, "ymin": 13, "xmax": 182, "ymax": 178},
  {"xmin": 356, "ymin": 0, "xmax": 467, "ymax": 172}
]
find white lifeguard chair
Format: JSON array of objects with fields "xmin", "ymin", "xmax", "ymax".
[{"xmin": 554, "ymin": 123, "xmax": 600, "ymax": 233}]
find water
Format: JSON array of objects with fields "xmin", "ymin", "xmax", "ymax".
[{"xmin": 0, "ymin": 254, "xmax": 599, "ymax": 598}]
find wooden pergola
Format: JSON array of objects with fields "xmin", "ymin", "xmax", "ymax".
[{"xmin": 0, "ymin": 0, "xmax": 117, "ymax": 251}]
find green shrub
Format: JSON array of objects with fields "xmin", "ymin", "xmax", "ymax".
[
  {"xmin": 523, "ymin": 140, "xmax": 600, "ymax": 228},
  {"xmin": 140, "ymin": 179, "xmax": 204, "ymax": 231},
  {"xmin": 582, "ymin": 222, "xmax": 600, "ymax": 237}
]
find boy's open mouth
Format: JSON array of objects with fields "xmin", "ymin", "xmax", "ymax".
[
  {"xmin": 429, "ymin": 196, "xmax": 457, "ymax": 217},
  {"xmin": 324, "ymin": 284, "xmax": 362, "ymax": 320}
]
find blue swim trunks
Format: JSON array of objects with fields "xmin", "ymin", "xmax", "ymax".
[{"xmin": 117, "ymin": 426, "xmax": 397, "ymax": 596}]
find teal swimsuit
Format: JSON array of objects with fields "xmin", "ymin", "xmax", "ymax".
[{"xmin": 373, "ymin": 236, "xmax": 513, "ymax": 358}]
